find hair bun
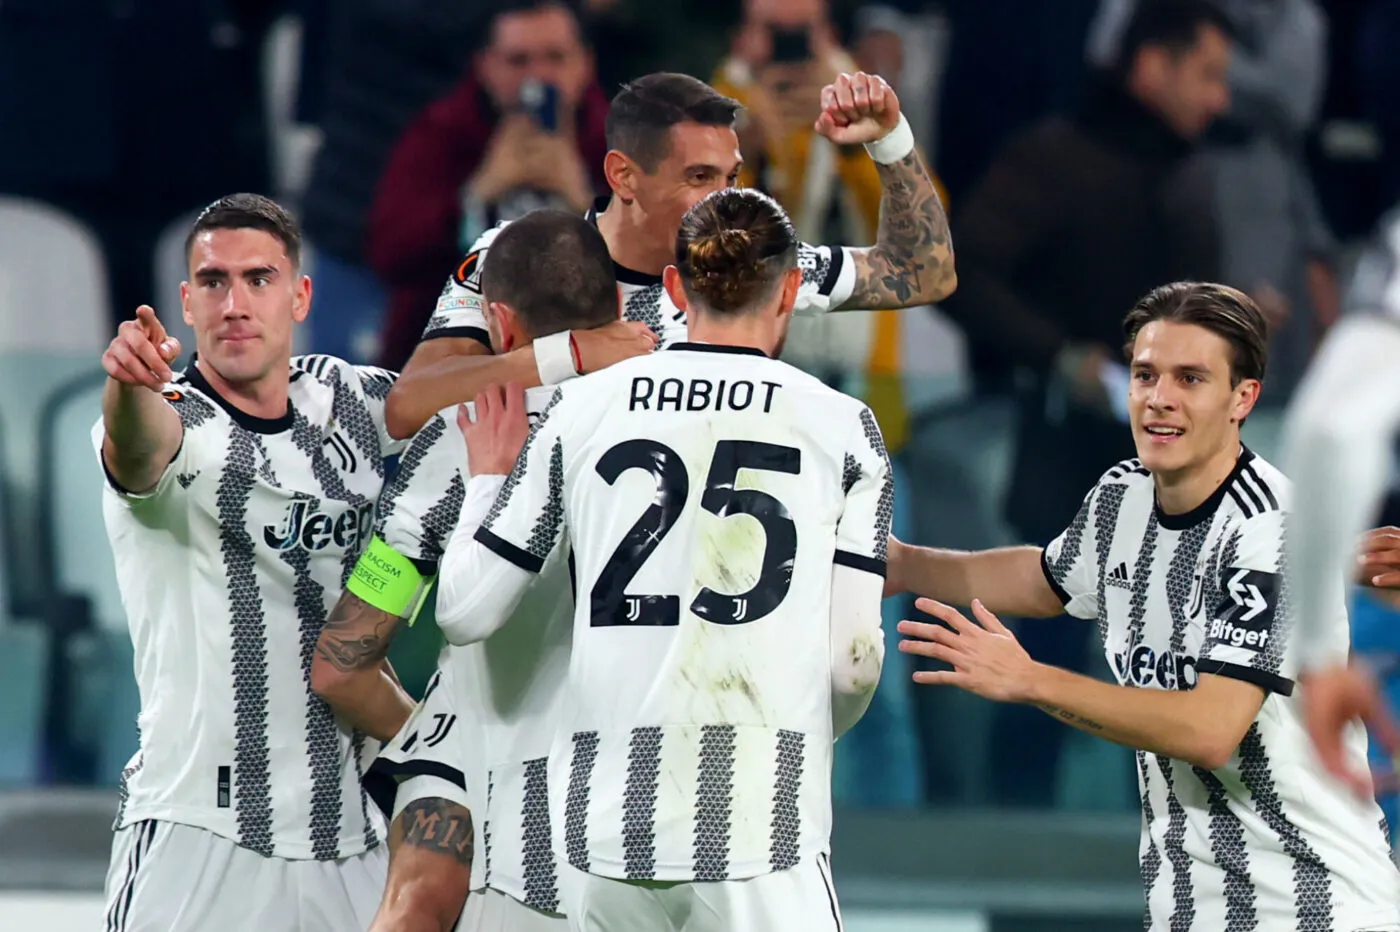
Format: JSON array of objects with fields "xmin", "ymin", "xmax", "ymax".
[{"xmin": 686, "ymin": 228, "xmax": 754, "ymax": 276}]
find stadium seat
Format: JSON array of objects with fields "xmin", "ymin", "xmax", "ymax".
[
  {"xmin": 0, "ymin": 198, "xmax": 112, "ymax": 610},
  {"xmin": 263, "ymin": 14, "xmax": 322, "ymax": 200}
]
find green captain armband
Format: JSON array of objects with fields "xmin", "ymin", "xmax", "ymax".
[{"xmin": 347, "ymin": 536, "xmax": 433, "ymax": 624}]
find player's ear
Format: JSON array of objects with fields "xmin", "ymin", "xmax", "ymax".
[
  {"xmin": 180, "ymin": 281, "xmax": 195, "ymax": 328},
  {"xmin": 1231, "ymin": 377, "xmax": 1261, "ymax": 424},
  {"xmin": 491, "ymin": 301, "xmax": 521, "ymax": 353},
  {"xmin": 776, "ymin": 265, "xmax": 802, "ymax": 319},
  {"xmin": 604, "ymin": 150, "xmax": 638, "ymax": 205},
  {"xmin": 662, "ymin": 266, "xmax": 688, "ymax": 314},
  {"xmin": 292, "ymin": 274, "xmax": 312, "ymax": 324}
]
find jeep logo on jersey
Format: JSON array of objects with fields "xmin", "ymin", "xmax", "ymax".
[
  {"xmin": 263, "ymin": 498, "xmax": 374, "ymax": 552},
  {"xmin": 1207, "ymin": 568, "xmax": 1278, "ymax": 651},
  {"xmin": 1113, "ymin": 644, "xmax": 1199, "ymax": 690}
]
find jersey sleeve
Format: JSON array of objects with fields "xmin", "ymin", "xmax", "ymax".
[
  {"xmin": 1040, "ymin": 485, "xmax": 1106, "ymax": 620},
  {"xmin": 833, "ymin": 406, "xmax": 895, "ymax": 577},
  {"xmin": 353, "ymin": 364, "xmax": 408, "ymax": 457},
  {"xmin": 1197, "ymin": 511, "xmax": 1299, "ymax": 696},
  {"xmin": 420, "ymin": 225, "xmax": 503, "ymax": 347},
  {"xmin": 375, "ymin": 411, "xmax": 466, "ymax": 572},
  {"xmin": 89, "ymin": 387, "xmax": 208, "ymax": 503},
  {"xmin": 792, "ymin": 242, "xmax": 858, "ymax": 316}
]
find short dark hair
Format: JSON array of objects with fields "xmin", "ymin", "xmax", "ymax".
[
  {"xmin": 479, "ymin": 0, "xmax": 582, "ymax": 54},
  {"xmin": 606, "ymin": 73, "xmax": 742, "ymax": 173},
  {"xmin": 674, "ymin": 189, "xmax": 798, "ymax": 316},
  {"xmin": 1122, "ymin": 281, "xmax": 1268, "ymax": 386},
  {"xmin": 185, "ymin": 193, "xmax": 302, "ymax": 268},
  {"xmin": 1114, "ymin": 0, "xmax": 1234, "ymax": 77},
  {"xmin": 480, "ymin": 209, "xmax": 618, "ymax": 338}
]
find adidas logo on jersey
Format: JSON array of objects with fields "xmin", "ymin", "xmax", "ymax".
[
  {"xmin": 263, "ymin": 498, "xmax": 375, "ymax": 553},
  {"xmin": 1107, "ymin": 562, "xmax": 1132, "ymax": 589}
]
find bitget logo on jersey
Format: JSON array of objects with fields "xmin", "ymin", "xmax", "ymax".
[{"xmin": 263, "ymin": 497, "xmax": 375, "ymax": 553}]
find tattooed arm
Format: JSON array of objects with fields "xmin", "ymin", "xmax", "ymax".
[
  {"xmin": 368, "ymin": 797, "xmax": 474, "ymax": 932},
  {"xmin": 841, "ymin": 148, "xmax": 956, "ymax": 309},
  {"xmin": 811, "ymin": 71, "xmax": 955, "ymax": 310},
  {"xmin": 311, "ymin": 591, "xmax": 417, "ymax": 741}
]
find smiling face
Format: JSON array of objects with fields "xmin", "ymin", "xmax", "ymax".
[
  {"xmin": 628, "ymin": 121, "xmax": 744, "ymax": 254},
  {"xmin": 1127, "ymin": 320, "xmax": 1260, "ymax": 480},
  {"xmin": 181, "ymin": 227, "xmax": 310, "ymax": 389}
]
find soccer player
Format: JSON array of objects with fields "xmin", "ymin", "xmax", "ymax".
[
  {"xmin": 892, "ymin": 282, "xmax": 1400, "ymax": 929},
  {"xmin": 1282, "ymin": 207, "xmax": 1400, "ymax": 795},
  {"xmin": 434, "ymin": 188, "xmax": 890, "ymax": 931},
  {"xmin": 382, "ymin": 68, "xmax": 955, "ymax": 440},
  {"xmin": 96, "ymin": 194, "xmax": 405, "ymax": 931},
  {"xmin": 311, "ymin": 210, "xmax": 622, "ymax": 931}
]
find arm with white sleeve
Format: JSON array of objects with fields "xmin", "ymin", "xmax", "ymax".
[
  {"xmin": 1284, "ymin": 216, "xmax": 1400, "ymax": 666},
  {"xmin": 828, "ymin": 408, "xmax": 896, "ymax": 736},
  {"xmin": 435, "ymin": 391, "xmax": 570, "ymax": 645}
]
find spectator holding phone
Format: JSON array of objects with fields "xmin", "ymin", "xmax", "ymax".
[{"xmin": 368, "ymin": 0, "xmax": 610, "ymax": 369}]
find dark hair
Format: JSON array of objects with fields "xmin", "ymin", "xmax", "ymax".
[
  {"xmin": 606, "ymin": 73, "xmax": 742, "ymax": 173},
  {"xmin": 1113, "ymin": 0, "xmax": 1234, "ymax": 77},
  {"xmin": 480, "ymin": 209, "xmax": 618, "ymax": 337},
  {"xmin": 479, "ymin": 0, "xmax": 582, "ymax": 54},
  {"xmin": 1122, "ymin": 281, "xmax": 1268, "ymax": 386},
  {"xmin": 674, "ymin": 189, "xmax": 798, "ymax": 315},
  {"xmin": 185, "ymin": 193, "xmax": 302, "ymax": 267}
]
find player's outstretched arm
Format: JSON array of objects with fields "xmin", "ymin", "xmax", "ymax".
[
  {"xmin": 1282, "ymin": 316, "xmax": 1400, "ymax": 661},
  {"xmin": 886, "ymin": 538, "xmax": 1066, "ymax": 619},
  {"xmin": 385, "ymin": 323, "xmax": 658, "ymax": 440},
  {"xmin": 101, "ymin": 305, "xmax": 184, "ymax": 495},
  {"xmin": 813, "ymin": 72, "xmax": 955, "ymax": 309},
  {"xmin": 368, "ymin": 797, "xmax": 474, "ymax": 932},
  {"xmin": 899, "ymin": 599, "xmax": 1266, "ymax": 770},
  {"xmin": 311, "ymin": 587, "xmax": 417, "ymax": 742}
]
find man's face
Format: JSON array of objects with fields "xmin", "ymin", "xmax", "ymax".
[
  {"xmin": 746, "ymin": 0, "xmax": 825, "ymax": 28},
  {"xmin": 182, "ymin": 228, "xmax": 308, "ymax": 387},
  {"xmin": 634, "ymin": 121, "xmax": 744, "ymax": 247},
  {"xmin": 1137, "ymin": 23, "xmax": 1231, "ymax": 139},
  {"xmin": 1128, "ymin": 320, "xmax": 1256, "ymax": 478},
  {"xmin": 477, "ymin": 4, "xmax": 592, "ymax": 112}
]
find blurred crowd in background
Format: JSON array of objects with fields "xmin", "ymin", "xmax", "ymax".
[{"xmin": 2, "ymin": 0, "xmax": 1399, "ymax": 820}]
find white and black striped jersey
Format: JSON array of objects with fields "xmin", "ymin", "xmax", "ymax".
[
  {"xmin": 94, "ymin": 354, "xmax": 405, "ymax": 861},
  {"xmin": 1042, "ymin": 450, "xmax": 1400, "ymax": 930},
  {"xmin": 367, "ymin": 386, "xmax": 571, "ymax": 913},
  {"xmin": 420, "ymin": 197, "xmax": 857, "ymax": 351},
  {"xmin": 437, "ymin": 343, "xmax": 893, "ymax": 883}
]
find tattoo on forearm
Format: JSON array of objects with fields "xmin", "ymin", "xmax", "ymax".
[
  {"xmin": 315, "ymin": 592, "xmax": 403, "ymax": 672},
  {"xmin": 394, "ymin": 798, "xmax": 475, "ymax": 869},
  {"xmin": 1038, "ymin": 703, "xmax": 1104, "ymax": 732},
  {"xmin": 849, "ymin": 149, "xmax": 955, "ymax": 308}
]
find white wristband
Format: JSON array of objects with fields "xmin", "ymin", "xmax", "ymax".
[
  {"xmin": 534, "ymin": 330, "xmax": 580, "ymax": 386},
  {"xmin": 863, "ymin": 113, "xmax": 915, "ymax": 165}
]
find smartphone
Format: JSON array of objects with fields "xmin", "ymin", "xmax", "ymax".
[
  {"xmin": 519, "ymin": 79, "xmax": 560, "ymax": 132},
  {"xmin": 770, "ymin": 25, "xmax": 812, "ymax": 64}
]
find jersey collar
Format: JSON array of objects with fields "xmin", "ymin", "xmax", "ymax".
[
  {"xmin": 666, "ymin": 342, "xmax": 769, "ymax": 358},
  {"xmin": 184, "ymin": 353, "xmax": 296, "ymax": 434},
  {"xmin": 585, "ymin": 196, "xmax": 663, "ymax": 287},
  {"xmin": 1154, "ymin": 446, "xmax": 1255, "ymax": 531}
]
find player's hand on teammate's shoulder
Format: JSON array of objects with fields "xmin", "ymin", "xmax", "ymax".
[
  {"xmin": 572, "ymin": 320, "xmax": 659, "ymax": 374},
  {"xmin": 1357, "ymin": 526, "xmax": 1400, "ymax": 594},
  {"xmin": 102, "ymin": 304, "xmax": 181, "ymax": 391},
  {"xmin": 897, "ymin": 598, "xmax": 1036, "ymax": 703},
  {"xmin": 458, "ymin": 382, "xmax": 531, "ymax": 477},
  {"xmin": 813, "ymin": 71, "xmax": 901, "ymax": 146},
  {"xmin": 1301, "ymin": 662, "xmax": 1399, "ymax": 799}
]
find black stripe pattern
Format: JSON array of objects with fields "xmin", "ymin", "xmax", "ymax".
[
  {"xmin": 622, "ymin": 726, "xmax": 663, "ymax": 878},
  {"xmin": 623, "ymin": 286, "xmax": 664, "ymax": 334},
  {"xmin": 841, "ymin": 453, "xmax": 861, "ymax": 495},
  {"xmin": 1194, "ymin": 766, "xmax": 1257, "ymax": 929},
  {"xmin": 1092, "ymin": 483, "xmax": 1128, "ymax": 644},
  {"xmin": 523, "ymin": 440, "xmax": 565, "ymax": 562},
  {"xmin": 483, "ymin": 388, "xmax": 563, "ymax": 532},
  {"xmin": 417, "ymin": 475, "xmax": 466, "ymax": 565},
  {"xmin": 1236, "ymin": 726, "xmax": 1332, "ymax": 929},
  {"xmin": 770, "ymin": 729, "xmax": 805, "ymax": 871},
  {"xmin": 375, "ymin": 415, "xmax": 446, "ymax": 535},
  {"xmin": 1138, "ymin": 752, "xmax": 1163, "ymax": 929},
  {"xmin": 111, "ymin": 748, "xmax": 144, "ymax": 830},
  {"xmin": 565, "ymin": 731, "xmax": 600, "ymax": 871},
  {"xmin": 484, "ymin": 770, "xmax": 494, "ymax": 886},
  {"xmin": 858, "ymin": 408, "xmax": 894, "ymax": 561},
  {"xmin": 1156, "ymin": 757, "xmax": 1195, "ymax": 930},
  {"xmin": 1121, "ymin": 510, "xmax": 1161, "ymax": 658},
  {"xmin": 221, "ymin": 430, "xmax": 274, "ymax": 856},
  {"xmin": 694, "ymin": 724, "xmax": 736, "ymax": 881},
  {"xmin": 521, "ymin": 757, "xmax": 559, "ymax": 911}
]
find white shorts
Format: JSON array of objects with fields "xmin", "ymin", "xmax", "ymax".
[
  {"xmin": 460, "ymin": 887, "xmax": 568, "ymax": 931},
  {"xmin": 560, "ymin": 854, "xmax": 842, "ymax": 932},
  {"xmin": 103, "ymin": 820, "xmax": 387, "ymax": 932}
]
